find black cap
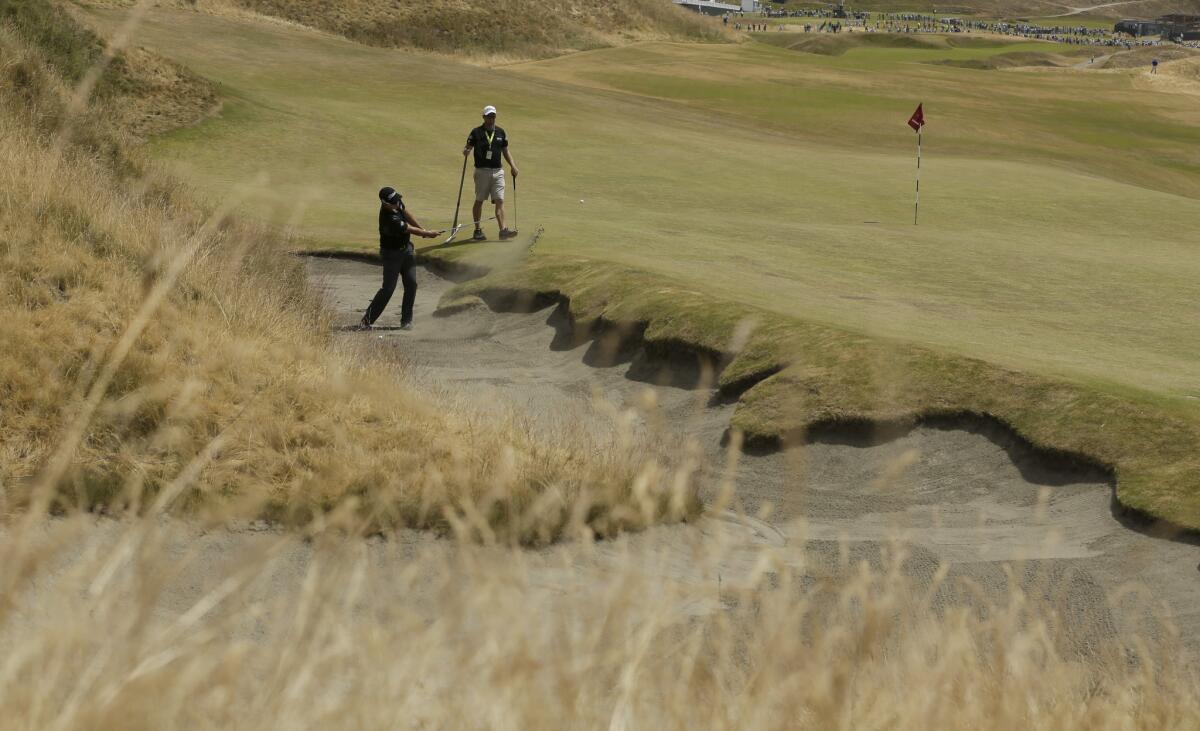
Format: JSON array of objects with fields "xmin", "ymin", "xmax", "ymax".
[{"xmin": 379, "ymin": 186, "xmax": 400, "ymax": 203}]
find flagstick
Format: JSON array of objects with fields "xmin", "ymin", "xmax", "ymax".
[{"xmin": 914, "ymin": 130, "xmax": 921, "ymax": 226}]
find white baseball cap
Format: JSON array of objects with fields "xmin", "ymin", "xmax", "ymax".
[{"xmin": 482, "ymin": 105, "xmax": 497, "ymax": 116}]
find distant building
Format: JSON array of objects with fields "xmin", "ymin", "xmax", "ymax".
[
  {"xmin": 1114, "ymin": 14, "xmax": 1200, "ymax": 39},
  {"xmin": 673, "ymin": 0, "xmax": 742, "ymax": 16},
  {"xmin": 1114, "ymin": 19, "xmax": 1163, "ymax": 37},
  {"xmin": 1159, "ymin": 14, "xmax": 1200, "ymax": 40}
]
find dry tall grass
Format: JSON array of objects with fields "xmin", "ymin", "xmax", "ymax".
[
  {"xmin": 0, "ymin": 2, "xmax": 696, "ymax": 542},
  {"xmin": 1, "ymin": 496, "xmax": 1198, "ymax": 729}
]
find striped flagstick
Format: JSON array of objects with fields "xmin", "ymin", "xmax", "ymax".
[
  {"xmin": 907, "ymin": 103, "xmax": 925, "ymax": 225},
  {"xmin": 915, "ymin": 130, "xmax": 921, "ymax": 225}
]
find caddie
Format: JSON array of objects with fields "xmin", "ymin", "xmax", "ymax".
[{"xmin": 463, "ymin": 105, "xmax": 519, "ymax": 241}]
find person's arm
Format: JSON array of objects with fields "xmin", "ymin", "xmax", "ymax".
[
  {"xmin": 463, "ymin": 129, "xmax": 474, "ymax": 157},
  {"xmin": 391, "ymin": 212, "xmax": 442, "ymax": 239},
  {"xmin": 403, "ymin": 209, "xmax": 422, "ymax": 229},
  {"xmin": 408, "ymin": 224, "xmax": 444, "ymax": 239},
  {"xmin": 503, "ymin": 147, "xmax": 518, "ymax": 178}
]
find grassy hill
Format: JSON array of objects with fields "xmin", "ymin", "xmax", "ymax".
[
  {"xmin": 0, "ymin": 0, "xmax": 217, "ymax": 139},
  {"xmin": 80, "ymin": 0, "xmax": 730, "ymax": 59},
  {"xmin": 79, "ymin": 4, "xmax": 1200, "ymax": 531},
  {"xmin": 1103, "ymin": 45, "xmax": 1200, "ymax": 68}
]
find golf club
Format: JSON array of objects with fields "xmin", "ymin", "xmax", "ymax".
[
  {"xmin": 450, "ymin": 154, "xmax": 467, "ymax": 236},
  {"xmin": 511, "ymin": 174, "xmax": 518, "ymax": 237},
  {"xmin": 441, "ymin": 215, "xmax": 498, "ymax": 244}
]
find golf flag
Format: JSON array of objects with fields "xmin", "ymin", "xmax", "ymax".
[
  {"xmin": 907, "ymin": 103, "xmax": 925, "ymax": 132},
  {"xmin": 909, "ymin": 103, "xmax": 924, "ymax": 224}
]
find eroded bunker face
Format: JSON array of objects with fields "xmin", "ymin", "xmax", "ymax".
[{"xmin": 308, "ymin": 256, "xmax": 1200, "ymax": 665}]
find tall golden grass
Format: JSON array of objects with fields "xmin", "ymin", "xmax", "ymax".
[
  {"xmin": 2, "ymin": 491, "xmax": 1198, "ymax": 728},
  {"xmin": 0, "ymin": 3, "xmax": 697, "ymax": 542}
]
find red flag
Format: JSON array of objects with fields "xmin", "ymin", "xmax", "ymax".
[{"xmin": 907, "ymin": 103, "xmax": 925, "ymax": 132}]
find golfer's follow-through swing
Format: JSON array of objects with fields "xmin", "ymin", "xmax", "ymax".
[{"xmin": 358, "ymin": 187, "xmax": 443, "ymax": 331}]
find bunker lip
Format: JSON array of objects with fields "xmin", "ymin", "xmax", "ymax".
[
  {"xmin": 301, "ymin": 249, "xmax": 784, "ymax": 398},
  {"xmin": 301, "ymin": 247, "xmax": 1200, "ymax": 537},
  {"xmin": 303, "ymin": 252, "xmax": 1200, "ymax": 550},
  {"xmin": 306, "ymin": 254, "xmax": 1113, "ymax": 500},
  {"xmin": 755, "ymin": 411, "xmax": 1115, "ymax": 484}
]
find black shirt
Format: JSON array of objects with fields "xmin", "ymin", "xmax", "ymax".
[
  {"xmin": 379, "ymin": 198, "xmax": 411, "ymax": 249},
  {"xmin": 466, "ymin": 124, "xmax": 508, "ymax": 169}
]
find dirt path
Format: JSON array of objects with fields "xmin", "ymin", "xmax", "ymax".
[
  {"xmin": 1047, "ymin": 1, "xmax": 1138, "ymax": 17},
  {"xmin": 1073, "ymin": 53, "xmax": 1113, "ymax": 68},
  {"xmin": 295, "ymin": 258, "xmax": 1200, "ymax": 661}
]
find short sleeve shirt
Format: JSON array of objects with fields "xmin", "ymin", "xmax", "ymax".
[{"xmin": 467, "ymin": 125, "xmax": 508, "ymax": 169}]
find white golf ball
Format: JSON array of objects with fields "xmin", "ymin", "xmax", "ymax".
[{"xmin": 579, "ymin": 199, "xmax": 585, "ymax": 203}]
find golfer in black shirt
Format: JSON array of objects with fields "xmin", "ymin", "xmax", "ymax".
[
  {"xmin": 463, "ymin": 105, "xmax": 519, "ymax": 241},
  {"xmin": 360, "ymin": 187, "xmax": 443, "ymax": 331}
]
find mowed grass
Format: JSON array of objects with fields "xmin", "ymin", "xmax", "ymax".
[
  {"xmin": 82, "ymin": 7, "xmax": 1200, "ymax": 523},
  {"xmin": 99, "ymin": 9, "xmax": 1200, "ymax": 398}
]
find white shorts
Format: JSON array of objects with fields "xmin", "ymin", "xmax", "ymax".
[{"xmin": 474, "ymin": 167, "xmax": 505, "ymax": 203}]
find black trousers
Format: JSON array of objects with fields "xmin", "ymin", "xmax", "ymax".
[{"xmin": 366, "ymin": 245, "xmax": 417, "ymax": 325}]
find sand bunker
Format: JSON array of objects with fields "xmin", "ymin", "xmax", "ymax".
[
  {"xmin": 929, "ymin": 50, "xmax": 1086, "ymax": 70},
  {"xmin": 300, "ymin": 256, "xmax": 1200, "ymax": 663}
]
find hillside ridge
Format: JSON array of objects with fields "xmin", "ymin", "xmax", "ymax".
[{"xmin": 77, "ymin": 0, "xmax": 731, "ymax": 59}]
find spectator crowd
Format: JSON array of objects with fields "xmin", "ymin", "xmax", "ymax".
[{"xmin": 723, "ymin": 8, "xmax": 1198, "ymax": 49}]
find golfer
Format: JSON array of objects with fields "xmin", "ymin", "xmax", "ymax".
[
  {"xmin": 359, "ymin": 187, "xmax": 443, "ymax": 331},
  {"xmin": 463, "ymin": 105, "xmax": 519, "ymax": 241}
]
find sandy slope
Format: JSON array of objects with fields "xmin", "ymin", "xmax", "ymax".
[{"xmin": 296, "ymin": 257, "xmax": 1200, "ymax": 662}]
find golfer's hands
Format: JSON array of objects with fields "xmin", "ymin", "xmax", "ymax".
[
  {"xmin": 511, "ymin": 167, "xmax": 519, "ymax": 179},
  {"xmin": 462, "ymin": 147, "xmax": 471, "ymax": 157},
  {"xmin": 422, "ymin": 230, "xmax": 444, "ymax": 239}
]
